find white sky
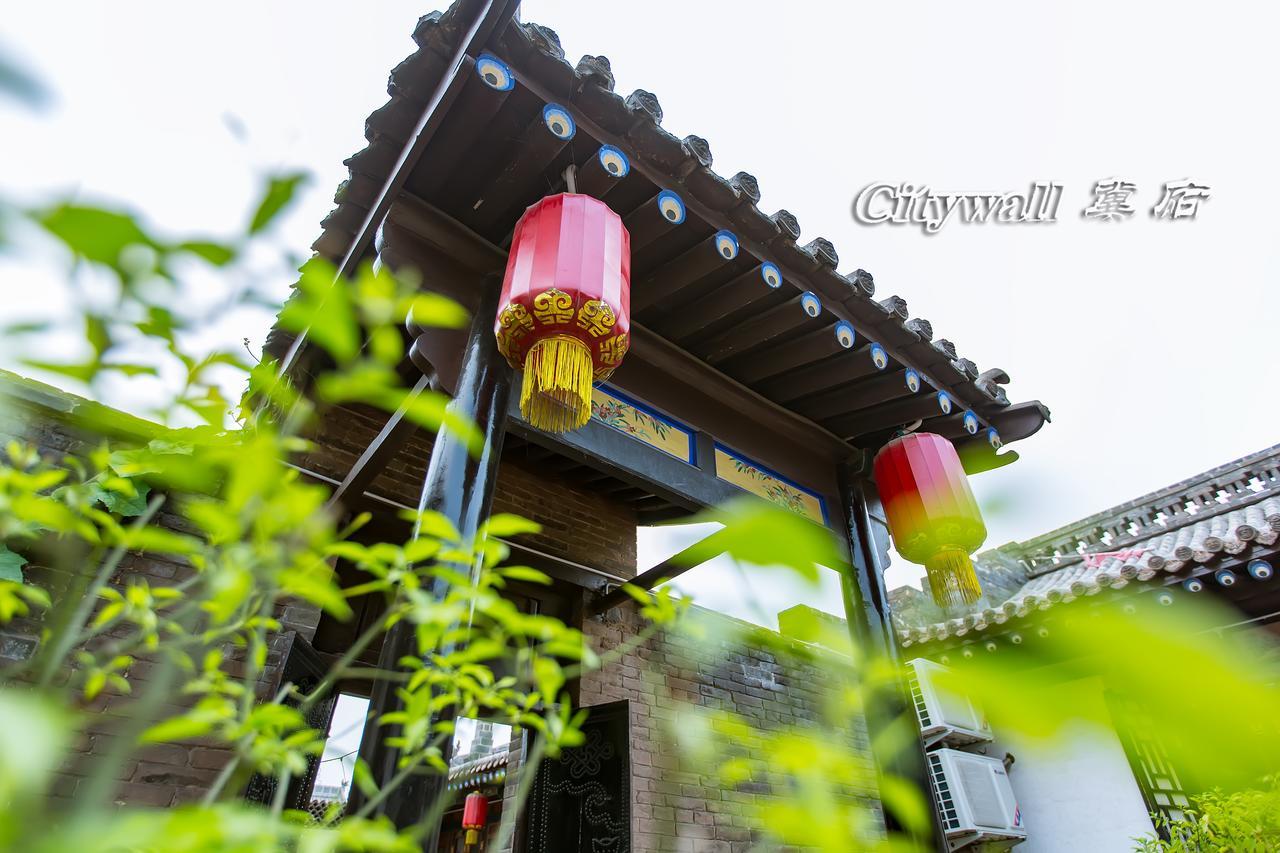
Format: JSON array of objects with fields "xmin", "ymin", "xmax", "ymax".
[{"xmin": 3, "ymin": 1, "xmax": 1277, "ymax": 624}]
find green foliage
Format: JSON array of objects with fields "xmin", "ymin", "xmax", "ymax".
[
  {"xmin": 1134, "ymin": 779, "xmax": 1280, "ymax": 852},
  {"xmin": 0, "ymin": 167, "xmax": 682, "ymax": 850}
]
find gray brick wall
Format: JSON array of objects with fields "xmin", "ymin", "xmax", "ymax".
[{"xmin": 582, "ymin": 605, "xmax": 882, "ymax": 852}]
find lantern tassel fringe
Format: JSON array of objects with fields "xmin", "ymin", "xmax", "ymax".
[
  {"xmin": 520, "ymin": 335, "xmax": 594, "ymax": 433},
  {"xmin": 926, "ymin": 548, "xmax": 983, "ymax": 608}
]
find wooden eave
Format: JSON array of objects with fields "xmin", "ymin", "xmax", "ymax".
[{"xmin": 269, "ymin": 1, "xmax": 1050, "ymax": 521}]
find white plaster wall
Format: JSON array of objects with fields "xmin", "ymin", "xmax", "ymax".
[{"xmin": 972, "ymin": 676, "xmax": 1155, "ymax": 852}]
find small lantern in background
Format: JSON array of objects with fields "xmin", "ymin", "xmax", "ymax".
[
  {"xmin": 462, "ymin": 790, "xmax": 489, "ymax": 847},
  {"xmin": 873, "ymin": 432, "xmax": 988, "ymax": 608},
  {"xmin": 496, "ymin": 193, "xmax": 631, "ymax": 433}
]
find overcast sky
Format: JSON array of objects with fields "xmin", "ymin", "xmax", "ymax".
[{"xmin": 3, "ymin": 1, "xmax": 1276, "ymax": 625}]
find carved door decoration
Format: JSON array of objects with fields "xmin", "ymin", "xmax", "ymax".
[{"xmin": 524, "ymin": 700, "xmax": 630, "ymax": 853}]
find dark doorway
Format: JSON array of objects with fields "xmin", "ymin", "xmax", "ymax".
[{"xmin": 523, "ymin": 700, "xmax": 631, "ymax": 853}]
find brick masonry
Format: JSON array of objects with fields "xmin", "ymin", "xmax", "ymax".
[
  {"xmin": 296, "ymin": 402, "xmax": 638, "ymax": 579},
  {"xmin": 580, "ymin": 605, "xmax": 883, "ymax": 853},
  {"xmin": 2, "ymin": 376, "xmax": 882, "ymax": 850},
  {"xmin": 0, "ymin": 381, "xmax": 320, "ymax": 810}
]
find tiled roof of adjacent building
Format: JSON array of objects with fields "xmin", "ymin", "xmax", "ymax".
[{"xmin": 896, "ymin": 444, "xmax": 1280, "ymax": 646}]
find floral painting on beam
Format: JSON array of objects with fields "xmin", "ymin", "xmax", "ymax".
[
  {"xmin": 713, "ymin": 445, "xmax": 829, "ymax": 526},
  {"xmin": 589, "ymin": 386, "xmax": 695, "ymax": 464}
]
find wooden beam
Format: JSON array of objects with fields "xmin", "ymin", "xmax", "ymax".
[
  {"xmin": 756, "ymin": 345, "xmax": 887, "ymax": 404},
  {"xmin": 827, "ymin": 388, "xmax": 952, "ymax": 440},
  {"xmin": 694, "ymin": 295, "xmax": 826, "ymax": 366},
  {"xmin": 507, "ymin": 395, "xmax": 742, "ymax": 513},
  {"xmin": 793, "ymin": 368, "xmax": 918, "ymax": 422},
  {"xmin": 591, "ymin": 529, "xmax": 731, "ymax": 613},
  {"xmin": 632, "ymin": 231, "xmax": 740, "ymax": 313},
  {"xmin": 657, "ymin": 263, "xmax": 789, "ymax": 343},
  {"xmin": 466, "ymin": 104, "xmax": 576, "ymax": 233},
  {"xmin": 723, "ymin": 320, "xmax": 851, "ymax": 384}
]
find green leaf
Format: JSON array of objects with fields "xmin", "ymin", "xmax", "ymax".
[
  {"xmin": 0, "ymin": 545, "xmax": 26, "ymax": 583},
  {"xmin": 248, "ymin": 172, "xmax": 308, "ymax": 234},
  {"xmin": 691, "ymin": 500, "xmax": 842, "ymax": 582},
  {"xmin": 21, "ymin": 359, "xmax": 98, "ymax": 384},
  {"xmin": 277, "ymin": 258, "xmax": 358, "ymax": 363},
  {"xmin": 481, "ymin": 514, "xmax": 543, "ymax": 539},
  {"xmin": 0, "ymin": 690, "xmax": 71, "ymax": 804},
  {"xmin": 352, "ymin": 758, "xmax": 380, "ymax": 800},
  {"xmin": 123, "ymin": 525, "xmax": 201, "ymax": 556},
  {"xmin": 498, "ymin": 566, "xmax": 552, "ymax": 586},
  {"xmin": 178, "ymin": 240, "xmax": 237, "ymax": 266},
  {"xmin": 37, "ymin": 204, "xmax": 155, "ymax": 267},
  {"xmin": 403, "ymin": 293, "xmax": 468, "ymax": 330},
  {"xmin": 96, "ymin": 480, "xmax": 151, "ymax": 517},
  {"xmin": 138, "ymin": 715, "xmax": 216, "ymax": 743}
]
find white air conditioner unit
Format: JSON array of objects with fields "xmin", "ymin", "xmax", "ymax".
[
  {"xmin": 907, "ymin": 658, "xmax": 992, "ymax": 747},
  {"xmin": 928, "ymin": 748, "xmax": 1026, "ymax": 850}
]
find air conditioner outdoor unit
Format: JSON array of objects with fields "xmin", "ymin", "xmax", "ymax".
[
  {"xmin": 907, "ymin": 658, "xmax": 992, "ymax": 747},
  {"xmin": 928, "ymin": 748, "xmax": 1026, "ymax": 850}
]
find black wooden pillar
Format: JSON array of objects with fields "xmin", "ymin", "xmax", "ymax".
[
  {"xmin": 836, "ymin": 462, "xmax": 947, "ymax": 851},
  {"xmin": 349, "ymin": 275, "xmax": 512, "ymax": 843}
]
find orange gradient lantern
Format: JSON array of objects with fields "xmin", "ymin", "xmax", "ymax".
[
  {"xmin": 873, "ymin": 432, "xmax": 987, "ymax": 608},
  {"xmin": 496, "ymin": 193, "xmax": 631, "ymax": 432}
]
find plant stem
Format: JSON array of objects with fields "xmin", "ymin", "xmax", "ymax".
[
  {"xmin": 270, "ymin": 768, "xmax": 292, "ymax": 817},
  {"xmin": 353, "ymin": 755, "xmax": 424, "ymax": 819},
  {"xmin": 201, "ymin": 681, "xmax": 294, "ymax": 806},
  {"xmin": 35, "ymin": 494, "xmax": 165, "ymax": 689}
]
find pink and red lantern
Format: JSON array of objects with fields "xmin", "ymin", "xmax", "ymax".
[
  {"xmin": 462, "ymin": 790, "xmax": 489, "ymax": 846},
  {"xmin": 873, "ymin": 432, "xmax": 987, "ymax": 608},
  {"xmin": 496, "ymin": 193, "xmax": 631, "ymax": 432}
]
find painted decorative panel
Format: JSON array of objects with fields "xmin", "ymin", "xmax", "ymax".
[
  {"xmin": 713, "ymin": 445, "xmax": 829, "ymax": 526},
  {"xmin": 590, "ymin": 386, "xmax": 694, "ymax": 464}
]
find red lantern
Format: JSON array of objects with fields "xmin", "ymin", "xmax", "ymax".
[
  {"xmin": 496, "ymin": 193, "xmax": 631, "ymax": 432},
  {"xmin": 873, "ymin": 432, "xmax": 987, "ymax": 608},
  {"xmin": 462, "ymin": 790, "xmax": 489, "ymax": 846}
]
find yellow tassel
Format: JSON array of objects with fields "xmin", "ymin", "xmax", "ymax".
[
  {"xmin": 925, "ymin": 547, "xmax": 983, "ymax": 608},
  {"xmin": 520, "ymin": 335, "xmax": 594, "ymax": 433},
  {"xmin": 464, "ymin": 829, "xmax": 480, "ymax": 846}
]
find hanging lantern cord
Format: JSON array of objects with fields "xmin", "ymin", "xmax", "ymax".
[{"xmin": 564, "ymin": 163, "xmax": 577, "ymax": 194}]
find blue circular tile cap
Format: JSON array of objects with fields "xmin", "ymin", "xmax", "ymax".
[
  {"xmin": 597, "ymin": 145, "xmax": 630, "ymax": 177},
  {"xmin": 475, "ymin": 53, "xmax": 515, "ymax": 91},
  {"xmin": 760, "ymin": 262, "xmax": 782, "ymax": 288},
  {"xmin": 1248, "ymin": 559, "xmax": 1273, "ymax": 579},
  {"xmin": 799, "ymin": 291, "xmax": 822, "ymax": 317},
  {"xmin": 904, "ymin": 368, "xmax": 920, "ymax": 391},
  {"xmin": 833, "ymin": 321, "xmax": 855, "ymax": 348},
  {"xmin": 542, "ymin": 103, "xmax": 575, "ymax": 139},
  {"xmin": 656, "ymin": 190, "xmax": 686, "ymax": 224},
  {"xmin": 963, "ymin": 411, "xmax": 980, "ymax": 434},
  {"xmin": 869, "ymin": 343, "xmax": 888, "ymax": 369},
  {"xmin": 713, "ymin": 230, "xmax": 739, "ymax": 259}
]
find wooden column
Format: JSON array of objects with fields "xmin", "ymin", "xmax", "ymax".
[
  {"xmin": 348, "ymin": 275, "xmax": 512, "ymax": 844},
  {"xmin": 836, "ymin": 463, "xmax": 947, "ymax": 851}
]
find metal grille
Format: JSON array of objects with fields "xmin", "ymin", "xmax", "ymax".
[
  {"xmin": 907, "ymin": 667, "xmax": 932, "ymax": 729},
  {"xmin": 1107, "ymin": 693, "xmax": 1192, "ymax": 835},
  {"xmin": 928, "ymin": 752, "xmax": 961, "ymax": 831}
]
